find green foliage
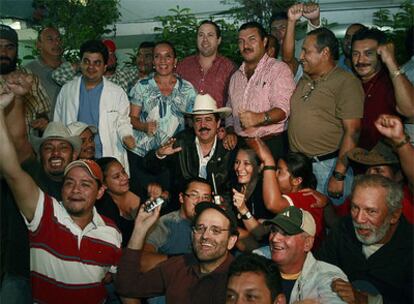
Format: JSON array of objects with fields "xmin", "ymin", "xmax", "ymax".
[
  {"xmin": 154, "ymin": 6, "xmax": 198, "ymax": 60},
  {"xmin": 373, "ymin": 0, "xmax": 413, "ymax": 64},
  {"xmin": 154, "ymin": 6, "xmax": 242, "ymax": 64},
  {"xmin": 221, "ymin": 0, "xmax": 297, "ymax": 25},
  {"xmin": 32, "ymin": 0, "xmax": 121, "ymax": 61}
]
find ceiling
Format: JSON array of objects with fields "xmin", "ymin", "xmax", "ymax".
[{"xmin": 0, "ymin": 0, "xmax": 407, "ymax": 23}]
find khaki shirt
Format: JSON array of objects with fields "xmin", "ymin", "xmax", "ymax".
[{"xmin": 288, "ymin": 66, "xmax": 364, "ymax": 157}]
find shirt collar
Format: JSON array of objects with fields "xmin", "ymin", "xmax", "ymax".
[{"xmin": 239, "ymin": 53, "xmax": 270, "ymax": 76}]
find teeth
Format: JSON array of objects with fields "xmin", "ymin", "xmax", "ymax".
[{"xmin": 50, "ymin": 159, "xmax": 62, "ymax": 166}]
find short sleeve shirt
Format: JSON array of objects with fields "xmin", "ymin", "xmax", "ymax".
[
  {"xmin": 288, "ymin": 66, "xmax": 364, "ymax": 157},
  {"xmin": 129, "ymin": 75, "xmax": 196, "ymax": 156}
]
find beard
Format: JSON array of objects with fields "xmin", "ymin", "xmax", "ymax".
[
  {"xmin": 353, "ymin": 217, "xmax": 391, "ymax": 245},
  {"xmin": 0, "ymin": 56, "xmax": 17, "ymax": 75}
]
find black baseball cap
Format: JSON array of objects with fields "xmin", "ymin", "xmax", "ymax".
[
  {"xmin": 0, "ymin": 25, "xmax": 18, "ymax": 46},
  {"xmin": 194, "ymin": 202, "xmax": 239, "ymax": 236}
]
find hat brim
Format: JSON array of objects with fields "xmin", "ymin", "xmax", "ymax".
[
  {"xmin": 30, "ymin": 135, "xmax": 82, "ymax": 155},
  {"xmin": 264, "ymin": 217, "xmax": 303, "ymax": 235},
  {"xmin": 347, "ymin": 148, "xmax": 399, "ymax": 166},
  {"xmin": 183, "ymin": 107, "xmax": 232, "ymax": 118}
]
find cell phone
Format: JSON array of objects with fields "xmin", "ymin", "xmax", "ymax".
[
  {"xmin": 211, "ymin": 173, "xmax": 221, "ymax": 205},
  {"xmin": 144, "ymin": 197, "xmax": 165, "ymax": 213}
]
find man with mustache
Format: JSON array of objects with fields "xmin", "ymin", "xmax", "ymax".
[
  {"xmin": 25, "ymin": 27, "xmax": 63, "ymax": 118},
  {"xmin": 116, "ymin": 201, "xmax": 239, "ymax": 303},
  {"xmin": 351, "ymin": 27, "xmax": 402, "ymax": 150},
  {"xmin": 224, "ymin": 22, "xmax": 295, "ymax": 160},
  {"xmin": 317, "ymin": 174, "xmax": 413, "ymax": 304},
  {"xmin": 144, "ymin": 94, "xmax": 236, "ymax": 208},
  {"xmin": 337, "ymin": 23, "xmax": 366, "ymax": 73},
  {"xmin": 176, "ymin": 20, "xmax": 236, "ymax": 108}
]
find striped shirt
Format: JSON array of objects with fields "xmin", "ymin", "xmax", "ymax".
[
  {"xmin": 24, "ymin": 191, "xmax": 122, "ymax": 304},
  {"xmin": 225, "ymin": 54, "xmax": 295, "ymax": 138}
]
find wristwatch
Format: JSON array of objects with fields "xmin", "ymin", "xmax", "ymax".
[
  {"xmin": 263, "ymin": 111, "xmax": 271, "ymax": 125},
  {"xmin": 332, "ymin": 171, "xmax": 346, "ymax": 181},
  {"xmin": 240, "ymin": 211, "xmax": 253, "ymax": 220}
]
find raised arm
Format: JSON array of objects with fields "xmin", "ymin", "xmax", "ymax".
[
  {"xmin": 283, "ymin": 4, "xmax": 303, "ymax": 74},
  {"xmin": 378, "ymin": 43, "xmax": 414, "ymax": 118},
  {"xmin": 247, "ymin": 138, "xmax": 290, "ymax": 213},
  {"xmin": 0, "ymin": 79, "xmax": 40, "ymax": 221},
  {"xmin": 375, "ymin": 114, "xmax": 414, "ymax": 189}
]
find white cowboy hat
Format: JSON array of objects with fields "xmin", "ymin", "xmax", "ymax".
[
  {"xmin": 30, "ymin": 122, "xmax": 82, "ymax": 154},
  {"xmin": 183, "ymin": 94, "xmax": 232, "ymax": 118}
]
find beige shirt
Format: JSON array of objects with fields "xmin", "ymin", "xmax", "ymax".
[{"xmin": 288, "ymin": 66, "xmax": 364, "ymax": 157}]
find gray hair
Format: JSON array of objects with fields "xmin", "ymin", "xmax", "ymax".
[{"xmin": 351, "ymin": 174, "xmax": 403, "ymax": 214}]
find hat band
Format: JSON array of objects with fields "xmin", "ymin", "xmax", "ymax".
[{"xmin": 192, "ymin": 109, "xmax": 216, "ymax": 113}]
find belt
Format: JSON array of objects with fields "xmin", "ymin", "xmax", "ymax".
[
  {"xmin": 259, "ymin": 131, "xmax": 285, "ymax": 141},
  {"xmin": 312, "ymin": 150, "xmax": 339, "ymax": 162}
]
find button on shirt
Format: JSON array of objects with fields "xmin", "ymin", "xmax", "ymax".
[{"xmin": 225, "ymin": 54, "xmax": 295, "ymax": 138}]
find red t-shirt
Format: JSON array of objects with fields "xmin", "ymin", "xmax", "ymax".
[{"xmin": 283, "ymin": 192, "xmax": 326, "ymax": 249}]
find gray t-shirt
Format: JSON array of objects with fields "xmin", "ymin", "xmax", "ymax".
[
  {"xmin": 146, "ymin": 210, "xmax": 193, "ymax": 255},
  {"xmin": 25, "ymin": 58, "xmax": 61, "ymax": 119}
]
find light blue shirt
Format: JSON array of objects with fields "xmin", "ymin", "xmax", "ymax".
[
  {"xmin": 78, "ymin": 77, "xmax": 104, "ymax": 157},
  {"xmin": 129, "ymin": 75, "xmax": 196, "ymax": 156}
]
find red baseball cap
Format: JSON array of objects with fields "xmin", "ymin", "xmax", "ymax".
[
  {"xmin": 64, "ymin": 159, "xmax": 104, "ymax": 184},
  {"xmin": 102, "ymin": 39, "xmax": 116, "ymax": 52}
]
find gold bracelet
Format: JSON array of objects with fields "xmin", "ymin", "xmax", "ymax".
[{"xmin": 390, "ymin": 69, "xmax": 404, "ymax": 79}]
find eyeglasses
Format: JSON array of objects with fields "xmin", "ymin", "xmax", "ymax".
[
  {"xmin": 269, "ymin": 225, "xmax": 289, "ymax": 236},
  {"xmin": 301, "ymin": 81, "xmax": 315, "ymax": 102},
  {"xmin": 271, "ymin": 25, "xmax": 287, "ymax": 31},
  {"xmin": 192, "ymin": 224, "xmax": 230, "ymax": 236},
  {"xmin": 184, "ymin": 192, "xmax": 212, "ymax": 201}
]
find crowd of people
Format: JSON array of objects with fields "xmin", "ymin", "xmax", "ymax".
[{"xmin": 0, "ymin": 2, "xmax": 413, "ymax": 303}]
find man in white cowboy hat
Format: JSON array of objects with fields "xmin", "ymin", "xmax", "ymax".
[
  {"xmin": 67, "ymin": 121, "xmax": 98, "ymax": 160},
  {"xmin": 23, "ymin": 121, "xmax": 81, "ymax": 200},
  {"xmin": 144, "ymin": 94, "xmax": 237, "ymax": 207}
]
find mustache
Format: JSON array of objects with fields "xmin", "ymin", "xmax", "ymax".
[
  {"xmin": 353, "ymin": 223, "xmax": 373, "ymax": 231},
  {"xmin": 355, "ymin": 63, "xmax": 371, "ymax": 68},
  {"xmin": 0, "ymin": 56, "xmax": 12, "ymax": 62},
  {"xmin": 198, "ymin": 127, "xmax": 210, "ymax": 132},
  {"xmin": 242, "ymin": 48, "xmax": 253, "ymax": 53}
]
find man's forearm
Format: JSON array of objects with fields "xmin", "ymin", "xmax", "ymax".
[
  {"xmin": 128, "ymin": 226, "xmax": 149, "ymax": 250},
  {"xmin": 336, "ymin": 128, "xmax": 360, "ymax": 173},
  {"xmin": 262, "ymin": 108, "xmax": 286, "ymax": 126}
]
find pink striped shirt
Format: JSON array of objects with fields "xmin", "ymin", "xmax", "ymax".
[{"xmin": 225, "ymin": 54, "xmax": 295, "ymax": 137}]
